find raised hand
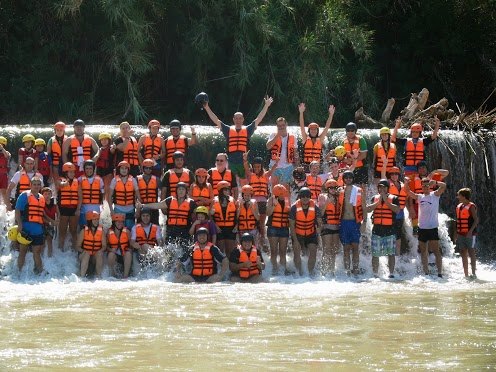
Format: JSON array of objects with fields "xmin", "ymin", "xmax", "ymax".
[{"xmin": 298, "ymin": 103, "xmax": 306, "ymax": 113}]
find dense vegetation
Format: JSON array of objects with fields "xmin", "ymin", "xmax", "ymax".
[{"xmin": 0, "ymin": 0, "xmax": 494, "ymax": 125}]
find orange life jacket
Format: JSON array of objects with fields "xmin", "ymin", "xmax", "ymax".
[
  {"xmin": 456, "ymin": 202, "xmax": 476, "ymax": 235},
  {"xmin": 58, "ymin": 177, "xmax": 79, "ymax": 207},
  {"xmin": 113, "ymin": 176, "xmax": 135, "ymax": 206},
  {"xmin": 83, "ymin": 225, "xmax": 103, "ymax": 255},
  {"xmin": 212, "ymin": 196, "xmax": 236, "ymax": 228},
  {"xmin": 80, "ymin": 176, "xmax": 103, "ymax": 205},
  {"xmin": 306, "ymin": 174, "xmax": 323, "ymax": 200},
  {"xmin": 191, "ymin": 242, "xmax": 214, "ymax": 276},
  {"xmin": 137, "ymin": 175, "xmax": 158, "ymax": 203},
  {"xmin": 228, "ymin": 126, "xmax": 248, "ymax": 153},
  {"xmin": 249, "ymin": 173, "xmax": 268, "ymax": 197},
  {"xmin": 271, "ymin": 135, "xmax": 295, "ymax": 163},
  {"xmin": 142, "ymin": 134, "xmax": 163, "ymax": 160},
  {"xmin": 70, "ymin": 135, "xmax": 93, "ymax": 165},
  {"xmin": 238, "ymin": 246, "xmax": 260, "ymax": 278},
  {"xmin": 165, "ymin": 135, "xmax": 188, "ymax": 165},
  {"xmin": 268, "ymin": 198, "xmax": 290, "ymax": 228},
  {"xmin": 325, "ymin": 198, "xmax": 341, "ymax": 225},
  {"xmin": 238, "ymin": 201, "xmax": 257, "ymax": 231},
  {"xmin": 107, "ymin": 227, "xmax": 130, "ymax": 254},
  {"xmin": 209, "ymin": 168, "xmax": 233, "ymax": 196},
  {"xmin": 294, "ymin": 199, "xmax": 316, "ymax": 237},
  {"xmin": 388, "ymin": 181, "xmax": 406, "ymax": 209},
  {"xmin": 375, "ymin": 142, "xmax": 397, "ymax": 172},
  {"xmin": 16, "ymin": 172, "xmax": 41, "ymax": 197},
  {"xmin": 343, "ymin": 135, "xmax": 363, "ymax": 167},
  {"xmin": 411, "ymin": 176, "xmax": 423, "ymax": 194},
  {"xmin": 135, "ymin": 223, "xmax": 159, "ymax": 246},
  {"xmin": 24, "ymin": 191, "xmax": 45, "ymax": 224},
  {"xmin": 190, "ymin": 183, "xmax": 212, "ymax": 206},
  {"xmin": 372, "ymin": 194, "xmax": 395, "ymax": 226},
  {"xmin": 405, "ymin": 138, "xmax": 424, "ymax": 166},
  {"xmin": 338, "ymin": 187, "xmax": 364, "ymax": 223},
  {"xmin": 120, "ymin": 136, "xmax": 139, "ymax": 166},
  {"xmin": 303, "ymin": 137, "xmax": 322, "ymax": 163},
  {"xmin": 168, "ymin": 169, "xmax": 191, "ymax": 197},
  {"xmin": 49, "ymin": 135, "xmax": 65, "ymax": 167},
  {"xmin": 167, "ymin": 197, "xmax": 192, "ymax": 226}
]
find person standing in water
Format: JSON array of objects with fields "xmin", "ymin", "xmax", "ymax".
[
  {"xmin": 62, "ymin": 119, "xmax": 99, "ymax": 178},
  {"xmin": 455, "ymin": 188, "xmax": 478, "ymax": 278}
]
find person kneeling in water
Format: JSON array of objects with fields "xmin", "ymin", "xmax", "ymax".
[
  {"xmin": 76, "ymin": 211, "xmax": 106, "ymax": 278},
  {"xmin": 175, "ymin": 227, "xmax": 228, "ymax": 283},
  {"xmin": 229, "ymin": 233, "xmax": 265, "ymax": 283}
]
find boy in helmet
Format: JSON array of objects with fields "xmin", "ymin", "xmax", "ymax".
[
  {"xmin": 0, "ymin": 136, "xmax": 11, "ymax": 206},
  {"xmin": 76, "ymin": 210, "xmax": 106, "ymax": 278},
  {"xmin": 136, "ymin": 158, "xmax": 160, "ymax": 224},
  {"xmin": 229, "ymin": 233, "xmax": 265, "ymax": 283}
]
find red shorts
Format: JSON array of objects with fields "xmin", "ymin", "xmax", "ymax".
[{"xmin": 0, "ymin": 173, "xmax": 8, "ymax": 189}]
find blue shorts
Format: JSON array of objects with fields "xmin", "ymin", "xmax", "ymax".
[
  {"xmin": 267, "ymin": 226, "xmax": 290, "ymax": 238},
  {"xmin": 339, "ymin": 219, "xmax": 361, "ymax": 245},
  {"xmin": 273, "ymin": 165, "xmax": 294, "ymax": 185},
  {"xmin": 22, "ymin": 233, "xmax": 45, "ymax": 246}
]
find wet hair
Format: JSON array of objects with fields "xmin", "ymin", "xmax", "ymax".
[{"xmin": 457, "ymin": 188, "xmax": 471, "ymax": 200}]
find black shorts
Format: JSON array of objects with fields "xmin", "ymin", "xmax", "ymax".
[
  {"xmin": 217, "ymin": 228, "xmax": 236, "ymax": 241},
  {"xmin": 321, "ymin": 229, "xmax": 339, "ymax": 236},
  {"xmin": 296, "ymin": 234, "xmax": 318, "ymax": 246},
  {"xmin": 191, "ymin": 275, "xmax": 210, "ymax": 282},
  {"xmin": 267, "ymin": 226, "xmax": 290, "ymax": 238},
  {"xmin": 353, "ymin": 166, "xmax": 369, "ymax": 185},
  {"xmin": 257, "ymin": 201, "xmax": 267, "ymax": 215},
  {"xmin": 59, "ymin": 206, "xmax": 77, "ymax": 216},
  {"xmin": 97, "ymin": 168, "xmax": 114, "ymax": 177},
  {"xmin": 393, "ymin": 219, "xmax": 404, "ymax": 240},
  {"xmin": 418, "ymin": 228, "xmax": 439, "ymax": 242}
]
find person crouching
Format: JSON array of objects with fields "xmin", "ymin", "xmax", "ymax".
[
  {"xmin": 229, "ymin": 233, "xmax": 265, "ymax": 283},
  {"xmin": 76, "ymin": 211, "xmax": 106, "ymax": 278}
]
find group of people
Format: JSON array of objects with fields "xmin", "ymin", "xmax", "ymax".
[{"xmin": 2, "ymin": 94, "xmax": 479, "ymax": 281}]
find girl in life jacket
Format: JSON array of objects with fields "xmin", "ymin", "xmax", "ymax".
[
  {"xmin": 189, "ymin": 205, "xmax": 218, "ymax": 245},
  {"xmin": 236, "ymin": 184, "xmax": 260, "ymax": 238},
  {"xmin": 243, "ymin": 152, "xmax": 278, "ymax": 250},
  {"xmin": 189, "ymin": 168, "xmax": 213, "ymax": 207},
  {"xmin": 107, "ymin": 213, "xmax": 132, "ymax": 279},
  {"xmin": 34, "ymin": 138, "xmax": 51, "ymax": 186},
  {"xmin": 76, "ymin": 210, "xmax": 106, "ymax": 278},
  {"xmin": 57, "ymin": 162, "xmax": 79, "ymax": 252},
  {"xmin": 0, "ymin": 136, "xmax": 12, "ymax": 206},
  {"xmin": 18, "ymin": 134, "xmax": 36, "ymax": 170},
  {"xmin": 47, "ymin": 121, "xmax": 66, "ymax": 185},
  {"xmin": 211, "ymin": 181, "xmax": 238, "ymax": 258},
  {"xmin": 41, "ymin": 187, "xmax": 58, "ymax": 257},
  {"xmin": 298, "ymin": 102, "xmax": 336, "ymax": 171},
  {"xmin": 95, "ymin": 132, "xmax": 116, "ymax": 201}
]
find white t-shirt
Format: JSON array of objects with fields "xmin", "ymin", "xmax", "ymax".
[
  {"xmin": 417, "ymin": 192, "xmax": 440, "ymax": 229},
  {"xmin": 268, "ymin": 133, "xmax": 297, "ymax": 169}
]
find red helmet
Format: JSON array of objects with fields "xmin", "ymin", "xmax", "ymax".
[
  {"xmin": 308, "ymin": 122, "xmax": 319, "ymax": 130},
  {"xmin": 142, "ymin": 158, "xmax": 154, "ymax": 167},
  {"xmin": 118, "ymin": 161, "xmax": 130, "ymax": 169},
  {"xmin": 410, "ymin": 123, "xmax": 423, "ymax": 132},
  {"xmin": 112, "ymin": 213, "xmax": 125, "ymax": 222},
  {"xmin": 241, "ymin": 184, "xmax": 254, "ymax": 195},
  {"xmin": 325, "ymin": 178, "xmax": 338, "ymax": 189},
  {"xmin": 389, "ymin": 166, "xmax": 400, "ymax": 174},
  {"xmin": 85, "ymin": 211, "xmax": 100, "ymax": 221},
  {"xmin": 216, "ymin": 180, "xmax": 231, "ymax": 191},
  {"xmin": 195, "ymin": 168, "xmax": 208, "ymax": 177},
  {"xmin": 272, "ymin": 184, "xmax": 287, "ymax": 198},
  {"xmin": 54, "ymin": 121, "xmax": 66, "ymax": 130},
  {"xmin": 62, "ymin": 162, "xmax": 76, "ymax": 172},
  {"xmin": 148, "ymin": 119, "xmax": 160, "ymax": 128}
]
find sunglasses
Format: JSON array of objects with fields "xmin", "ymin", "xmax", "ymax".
[
  {"xmin": 143, "ymin": 167, "xmax": 152, "ymax": 170},
  {"xmin": 216, "ymin": 159, "xmax": 225, "ymax": 162}
]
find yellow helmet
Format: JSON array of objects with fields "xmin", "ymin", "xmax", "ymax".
[
  {"xmin": 8, "ymin": 225, "xmax": 18, "ymax": 241},
  {"xmin": 22, "ymin": 134, "xmax": 35, "ymax": 143},
  {"xmin": 195, "ymin": 206, "xmax": 209, "ymax": 215},
  {"xmin": 380, "ymin": 127, "xmax": 391, "ymax": 135},
  {"xmin": 98, "ymin": 132, "xmax": 112, "ymax": 141},
  {"xmin": 334, "ymin": 146, "xmax": 346, "ymax": 158},
  {"xmin": 35, "ymin": 138, "xmax": 46, "ymax": 146},
  {"xmin": 17, "ymin": 231, "xmax": 33, "ymax": 245},
  {"xmin": 0, "ymin": 136, "xmax": 7, "ymax": 146}
]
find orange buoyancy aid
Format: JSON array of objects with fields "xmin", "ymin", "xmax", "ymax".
[
  {"xmin": 190, "ymin": 183, "xmax": 212, "ymax": 205},
  {"xmin": 25, "ymin": 191, "xmax": 45, "ymax": 224},
  {"xmin": 294, "ymin": 199, "xmax": 316, "ymax": 236},
  {"xmin": 388, "ymin": 181, "xmax": 406, "ymax": 209},
  {"xmin": 165, "ymin": 135, "xmax": 188, "ymax": 165},
  {"xmin": 168, "ymin": 169, "xmax": 191, "ymax": 196},
  {"xmin": 143, "ymin": 134, "xmax": 163, "ymax": 160},
  {"xmin": 238, "ymin": 246, "xmax": 260, "ymax": 278},
  {"xmin": 209, "ymin": 168, "xmax": 233, "ymax": 196},
  {"xmin": 228, "ymin": 126, "xmax": 248, "ymax": 153},
  {"xmin": 113, "ymin": 176, "xmax": 135, "ymax": 206},
  {"xmin": 238, "ymin": 202, "xmax": 257, "ymax": 231},
  {"xmin": 191, "ymin": 242, "xmax": 214, "ymax": 276},
  {"xmin": 405, "ymin": 138, "xmax": 425, "ymax": 166},
  {"xmin": 343, "ymin": 135, "xmax": 363, "ymax": 167},
  {"xmin": 306, "ymin": 174, "xmax": 323, "ymax": 200},
  {"xmin": 268, "ymin": 199, "xmax": 290, "ymax": 228},
  {"xmin": 270, "ymin": 135, "xmax": 295, "ymax": 163},
  {"xmin": 137, "ymin": 175, "xmax": 158, "ymax": 203},
  {"xmin": 16, "ymin": 172, "xmax": 39, "ymax": 197},
  {"xmin": 375, "ymin": 142, "xmax": 397, "ymax": 172},
  {"xmin": 338, "ymin": 187, "xmax": 364, "ymax": 223},
  {"xmin": 372, "ymin": 194, "xmax": 395, "ymax": 226},
  {"xmin": 213, "ymin": 196, "xmax": 237, "ymax": 227},
  {"xmin": 249, "ymin": 173, "xmax": 268, "ymax": 197},
  {"xmin": 83, "ymin": 225, "xmax": 103, "ymax": 255},
  {"xmin": 411, "ymin": 176, "xmax": 423, "ymax": 194},
  {"xmin": 167, "ymin": 197, "xmax": 192, "ymax": 226},
  {"xmin": 135, "ymin": 223, "xmax": 159, "ymax": 246},
  {"xmin": 0, "ymin": 152, "xmax": 8, "ymax": 175},
  {"xmin": 456, "ymin": 202, "xmax": 476, "ymax": 235},
  {"xmin": 37, "ymin": 152, "xmax": 50, "ymax": 176},
  {"xmin": 80, "ymin": 176, "xmax": 103, "ymax": 205},
  {"xmin": 107, "ymin": 227, "xmax": 130, "ymax": 254},
  {"xmin": 70, "ymin": 135, "xmax": 93, "ymax": 165},
  {"xmin": 121, "ymin": 137, "xmax": 139, "ymax": 166},
  {"xmin": 303, "ymin": 137, "xmax": 323, "ymax": 163},
  {"xmin": 58, "ymin": 178, "xmax": 79, "ymax": 207},
  {"xmin": 50, "ymin": 135, "xmax": 65, "ymax": 167},
  {"xmin": 325, "ymin": 198, "xmax": 341, "ymax": 225}
]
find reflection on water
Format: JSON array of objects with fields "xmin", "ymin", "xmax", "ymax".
[{"xmin": 0, "ymin": 280, "xmax": 495, "ymax": 370}]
